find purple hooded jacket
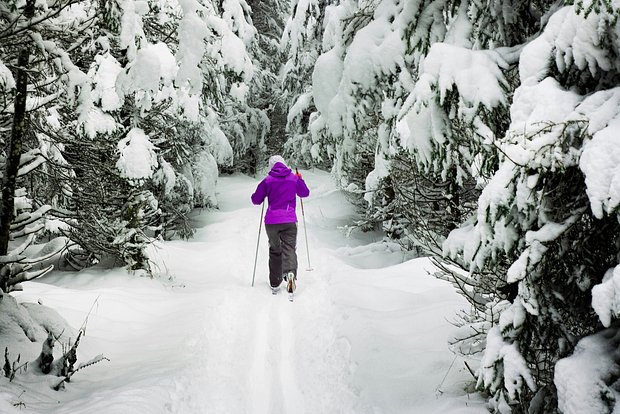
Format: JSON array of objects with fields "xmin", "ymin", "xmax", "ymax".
[{"xmin": 251, "ymin": 163, "xmax": 310, "ymax": 224}]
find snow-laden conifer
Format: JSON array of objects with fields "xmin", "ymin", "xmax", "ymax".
[{"xmin": 443, "ymin": 2, "xmax": 620, "ymax": 412}]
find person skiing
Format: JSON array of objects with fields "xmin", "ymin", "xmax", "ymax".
[{"xmin": 251, "ymin": 155, "xmax": 310, "ymax": 298}]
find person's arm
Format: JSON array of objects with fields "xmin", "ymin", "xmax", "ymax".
[
  {"xmin": 251, "ymin": 180, "xmax": 267, "ymax": 205},
  {"xmin": 295, "ymin": 170, "xmax": 310, "ymax": 198}
]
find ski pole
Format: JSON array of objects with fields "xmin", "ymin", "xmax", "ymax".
[
  {"xmin": 300, "ymin": 197, "xmax": 313, "ymax": 271},
  {"xmin": 251, "ymin": 201, "xmax": 265, "ymax": 287},
  {"xmin": 296, "ymin": 168, "xmax": 313, "ymax": 271}
]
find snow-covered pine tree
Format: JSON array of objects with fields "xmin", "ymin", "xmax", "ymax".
[
  {"xmin": 443, "ymin": 1, "xmax": 620, "ymax": 412},
  {"xmin": 392, "ymin": 0, "xmax": 549, "ymax": 287},
  {"xmin": 79, "ymin": 0, "xmax": 252, "ymax": 253},
  {"xmin": 245, "ymin": 0, "xmax": 289, "ymax": 168},
  {"xmin": 0, "ymin": 0, "xmax": 154, "ymax": 271},
  {"xmin": 0, "ymin": 0, "xmax": 81, "ymax": 286},
  {"xmin": 206, "ymin": 0, "xmax": 271, "ymax": 174},
  {"xmin": 361, "ymin": 0, "xmax": 494, "ymax": 248},
  {"xmin": 0, "ymin": 0, "xmax": 259, "ymax": 269},
  {"xmin": 29, "ymin": 0, "xmax": 165, "ymax": 269},
  {"xmin": 283, "ymin": 0, "xmax": 425, "ymax": 217},
  {"xmin": 280, "ymin": 0, "xmax": 331, "ymax": 168},
  {"xmin": 287, "ymin": 0, "xmax": 490, "ymax": 243}
]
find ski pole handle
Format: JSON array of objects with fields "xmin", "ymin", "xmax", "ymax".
[{"xmin": 295, "ymin": 167, "xmax": 307, "ymax": 214}]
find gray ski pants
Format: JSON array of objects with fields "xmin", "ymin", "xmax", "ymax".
[{"xmin": 265, "ymin": 223, "xmax": 298, "ymax": 288}]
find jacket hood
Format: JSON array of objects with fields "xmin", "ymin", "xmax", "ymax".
[{"xmin": 269, "ymin": 162, "xmax": 291, "ymax": 177}]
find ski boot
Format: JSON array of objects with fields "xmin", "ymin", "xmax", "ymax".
[{"xmin": 285, "ymin": 272, "xmax": 296, "ymax": 301}]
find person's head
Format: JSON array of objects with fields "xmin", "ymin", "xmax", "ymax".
[{"xmin": 268, "ymin": 155, "xmax": 286, "ymax": 169}]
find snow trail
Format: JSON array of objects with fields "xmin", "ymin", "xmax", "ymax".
[
  {"xmin": 278, "ymin": 301, "xmax": 305, "ymax": 414},
  {"xmin": 248, "ymin": 298, "xmax": 274, "ymax": 413},
  {"xmin": 10, "ymin": 170, "xmax": 485, "ymax": 413}
]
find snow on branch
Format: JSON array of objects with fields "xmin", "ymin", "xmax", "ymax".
[
  {"xmin": 118, "ymin": 0, "xmax": 148, "ymax": 61},
  {"xmin": 17, "ymin": 149, "xmax": 46, "ymax": 177},
  {"xmin": 176, "ymin": 0, "xmax": 210, "ymax": 96},
  {"xmin": 117, "ymin": 42, "xmax": 178, "ymax": 113},
  {"xmin": 478, "ymin": 326, "xmax": 536, "ymax": 401},
  {"xmin": 21, "ymin": 237, "xmax": 69, "ymax": 265},
  {"xmin": 579, "ymin": 92, "xmax": 620, "ymax": 218},
  {"xmin": 287, "ymin": 92, "xmax": 313, "ymax": 127},
  {"xmin": 89, "ymin": 54, "xmax": 123, "ymax": 112},
  {"xmin": 221, "ymin": 0, "xmax": 257, "ymax": 46},
  {"xmin": 0, "ymin": 0, "xmax": 84, "ymax": 41},
  {"xmin": 0, "ymin": 59, "xmax": 15, "ymax": 90},
  {"xmin": 396, "ymin": 43, "xmax": 510, "ymax": 169},
  {"xmin": 519, "ymin": 5, "xmax": 618, "ymax": 83},
  {"xmin": 116, "ymin": 128, "xmax": 158, "ymax": 182},
  {"xmin": 501, "ymin": 77, "xmax": 620, "ymax": 220},
  {"xmin": 10, "ymin": 205, "xmax": 52, "ymax": 233},
  {"xmin": 6, "ymin": 264, "xmax": 54, "ymax": 289},
  {"xmin": 506, "ymin": 214, "xmax": 583, "ymax": 285},
  {"xmin": 592, "ymin": 266, "xmax": 620, "ymax": 328},
  {"xmin": 555, "ymin": 326, "xmax": 620, "ymax": 413},
  {"xmin": 53, "ymin": 354, "xmax": 110, "ymax": 391},
  {"xmin": 413, "ymin": 43, "xmax": 509, "ymax": 112}
]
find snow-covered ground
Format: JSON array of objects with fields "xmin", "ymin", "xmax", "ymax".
[{"xmin": 3, "ymin": 169, "xmax": 486, "ymax": 413}]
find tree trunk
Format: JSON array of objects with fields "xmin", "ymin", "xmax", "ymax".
[
  {"xmin": 0, "ymin": 50, "xmax": 29, "ymax": 256},
  {"xmin": 0, "ymin": 0, "xmax": 35, "ymax": 258}
]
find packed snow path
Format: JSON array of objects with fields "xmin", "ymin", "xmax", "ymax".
[{"xmin": 11, "ymin": 170, "xmax": 485, "ymax": 413}]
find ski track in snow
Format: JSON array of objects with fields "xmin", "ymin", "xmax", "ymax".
[
  {"xmin": 248, "ymin": 298, "xmax": 272, "ymax": 413},
  {"xmin": 165, "ymin": 273, "xmax": 323, "ymax": 413},
  {"xmin": 191, "ymin": 275, "xmax": 341, "ymax": 414},
  {"xmin": 247, "ymin": 296, "xmax": 305, "ymax": 414},
  {"xmin": 249, "ymin": 298, "xmax": 284, "ymax": 414},
  {"xmin": 279, "ymin": 302, "xmax": 305, "ymax": 414}
]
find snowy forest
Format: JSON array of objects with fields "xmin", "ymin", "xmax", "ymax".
[{"xmin": 2, "ymin": 0, "xmax": 620, "ymax": 413}]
